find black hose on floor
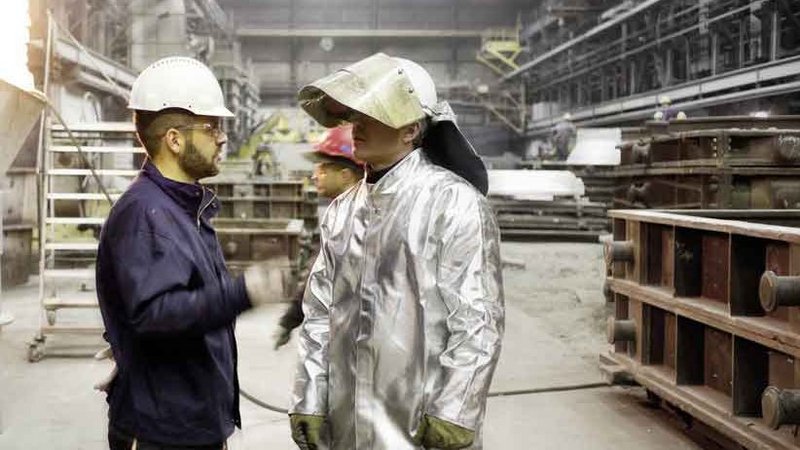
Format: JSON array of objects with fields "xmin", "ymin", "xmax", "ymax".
[
  {"xmin": 239, "ymin": 387, "xmax": 289, "ymax": 414},
  {"xmin": 487, "ymin": 381, "xmax": 609, "ymax": 398},
  {"xmin": 240, "ymin": 381, "xmax": 610, "ymax": 414}
]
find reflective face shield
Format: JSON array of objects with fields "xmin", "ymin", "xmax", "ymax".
[
  {"xmin": 298, "ymin": 53, "xmax": 426, "ymax": 129},
  {"xmin": 298, "ymin": 53, "xmax": 489, "ymax": 196}
]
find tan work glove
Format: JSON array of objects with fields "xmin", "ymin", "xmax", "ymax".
[
  {"xmin": 413, "ymin": 414, "xmax": 475, "ymax": 450},
  {"xmin": 290, "ymin": 414, "xmax": 327, "ymax": 450},
  {"xmin": 93, "ymin": 345, "xmax": 118, "ymax": 392},
  {"xmin": 244, "ymin": 263, "xmax": 285, "ymax": 307}
]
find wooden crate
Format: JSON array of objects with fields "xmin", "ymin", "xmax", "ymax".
[{"xmin": 604, "ymin": 209, "xmax": 800, "ymax": 449}]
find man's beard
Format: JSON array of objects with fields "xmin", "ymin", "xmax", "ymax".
[{"xmin": 179, "ymin": 138, "xmax": 219, "ymax": 180}]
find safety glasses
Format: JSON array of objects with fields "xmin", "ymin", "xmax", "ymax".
[{"xmin": 175, "ymin": 122, "xmax": 226, "ymax": 139}]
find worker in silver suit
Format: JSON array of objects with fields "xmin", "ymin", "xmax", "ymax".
[{"xmin": 288, "ymin": 53, "xmax": 505, "ymax": 450}]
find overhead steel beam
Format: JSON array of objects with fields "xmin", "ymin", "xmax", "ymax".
[
  {"xmin": 522, "ymin": 15, "xmax": 560, "ymax": 41},
  {"xmin": 526, "ymin": 81, "xmax": 800, "ymax": 136},
  {"xmin": 526, "ymin": 2, "xmax": 747, "ymax": 96},
  {"xmin": 526, "ymin": 54, "xmax": 800, "ymax": 135},
  {"xmin": 43, "ymin": 38, "xmax": 137, "ymax": 90},
  {"xmin": 503, "ymin": 0, "xmax": 666, "ymax": 81},
  {"xmin": 237, "ymin": 28, "xmax": 483, "ymax": 38},
  {"xmin": 73, "ymin": 71, "xmax": 131, "ymax": 97},
  {"xmin": 548, "ymin": 6, "xmax": 607, "ymax": 15}
]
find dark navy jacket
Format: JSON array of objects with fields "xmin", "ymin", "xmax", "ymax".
[{"xmin": 96, "ymin": 161, "xmax": 252, "ymax": 446}]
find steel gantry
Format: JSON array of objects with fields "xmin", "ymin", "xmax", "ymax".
[{"xmin": 508, "ymin": 0, "xmax": 800, "ymax": 134}]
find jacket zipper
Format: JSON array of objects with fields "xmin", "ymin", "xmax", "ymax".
[{"xmin": 196, "ymin": 187, "xmax": 216, "ymax": 230}]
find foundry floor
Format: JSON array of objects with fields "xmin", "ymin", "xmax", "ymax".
[{"xmin": 0, "ymin": 242, "xmax": 707, "ymax": 449}]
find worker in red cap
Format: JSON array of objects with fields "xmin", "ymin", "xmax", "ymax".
[
  {"xmin": 273, "ymin": 124, "xmax": 364, "ymax": 349},
  {"xmin": 305, "ymin": 124, "xmax": 364, "ymax": 198}
]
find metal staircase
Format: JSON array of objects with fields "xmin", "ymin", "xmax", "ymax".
[
  {"xmin": 28, "ymin": 120, "xmax": 142, "ymax": 362},
  {"xmin": 443, "ymin": 83, "xmax": 527, "ymax": 135},
  {"xmin": 476, "ymin": 16, "xmax": 523, "ymax": 77}
]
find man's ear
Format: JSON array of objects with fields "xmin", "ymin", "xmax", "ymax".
[
  {"xmin": 341, "ymin": 168, "xmax": 357, "ymax": 184},
  {"xmin": 164, "ymin": 128, "xmax": 183, "ymax": 155},
  {"xmin": 401, "ymin": 122, "xmax": 421, "ymax": 146}
]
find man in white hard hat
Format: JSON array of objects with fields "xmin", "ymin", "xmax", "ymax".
[
  {"xmin": 96, "ymin": 56, "xmax": 282, "ymax": 450},
  {"xmin": 289, "ymin": 53, "xmax": 505, "ymax": 450}
]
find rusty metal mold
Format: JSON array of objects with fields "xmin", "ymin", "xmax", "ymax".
[
  {"xmin": 206, "ymin": 179, "xmax": 318, "ymax": 230},
  {"xmin": 604, "ymin": 209, "xmax": 800, "ymax": 449},
  {"xmin": 615, "ymin": 128, "xmax": 800, "ymax": 210},
  {"xmin": 604, "ymin": 240, "xmax": 634, "ymax": 265},
  {"xmin": 759, "ymin": 271, "xmax": 800, "ymax": 313},
  {"xmin": 762, "ymin": 387, "xmax": 800, "ymax": 430},
  {"xmin": 212, "ymin": 218, "xmax": 305, "ymax": 299},
  {"xmin": 606, "ymin": 318, "xmax": 636, "ymax": 344}
]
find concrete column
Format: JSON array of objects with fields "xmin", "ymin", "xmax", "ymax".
[{"xmin": 129, "ymin": 0, "xmax": 190, "ymax": 72}]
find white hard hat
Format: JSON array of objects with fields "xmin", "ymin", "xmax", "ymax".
[
  {"xmin": 659, "ymin": 95, "xmax": 671, "ymax": 105},
  {"xmin": 128, "ymin": 56, "xmax": 233, "ymax": 117},
  {"xmin": 394, "ymin": 57, "xmax": 438, "ymax": 116}
]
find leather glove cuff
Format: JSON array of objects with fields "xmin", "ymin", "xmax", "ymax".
[
  {"xmin": 414, "ymin": 414, "xmax": 475, "ymax": 450},
  {"xmin": 290, "ymin": 414, "xmax": 327, "ymax": 449}
]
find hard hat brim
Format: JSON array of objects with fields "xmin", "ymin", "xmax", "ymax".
[
  {"xmin": 195, "ymin": 105, "xmax": 235, "ymax": 118},
  {"xmin": 303, "ymin": 151, "xmax": 363, "ymax": 171},
  {"xmin": 128, "ymin": 103, "xmax": 235, "ymax": 118}
]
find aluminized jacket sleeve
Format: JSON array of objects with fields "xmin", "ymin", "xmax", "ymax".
[
  {"xmin": 291, "ymin": 231, "xmax": 333, "ymax": 415},
  {"xmin": 427, "ymin": 187, "xmax": 505, "ymax": 430}
]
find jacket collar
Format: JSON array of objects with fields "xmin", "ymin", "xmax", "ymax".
[
  {"xmin": 361, "ymin": 149, "xmax": 427, "ymax": 203},
  {"xmin": 141, "ymin": 160, "xmax": 219, "ymax": 219}
]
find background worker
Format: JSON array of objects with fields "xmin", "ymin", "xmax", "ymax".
[
  {"xmin": 96, "ymin": 56, "xmax": 282, "ymax": 450},
  {"xmin": 551, "ymin": 112, "xmax": 576, "ymax": 160},
  {"xmin": 273, "ymin": 124, "xmax": 364, "ymax": 349},
  {"xmin": 654, "ymin": 95, "xmax": 679, "ymax": 121}
]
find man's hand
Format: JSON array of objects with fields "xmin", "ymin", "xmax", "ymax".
[
  {"xmin": 290, "ymin": 414, "xmax": 327, "ymax": 450},
  {"xmin": 244, "ymin": 263, "xmax": 285, "ymax": 307},
  {"xmin": 413, "ymin": 414, "xmax": 475, "ymax": 450},
  {"xmin": 93, "ymin": 345, "xmax": 117, "ymax": 392},
  {"xmin": 273, "ymin": 326, "xmax": 292, "ymax": 350}
]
